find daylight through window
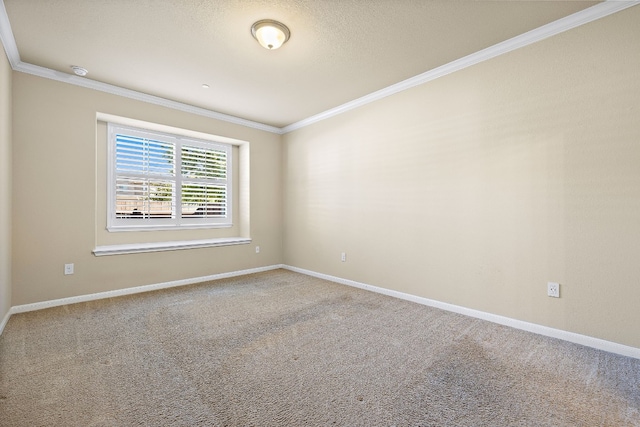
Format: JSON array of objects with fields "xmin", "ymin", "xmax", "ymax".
[{"xmin": 107, "ymin": 123, "xmax": 232, "ymax": 231}]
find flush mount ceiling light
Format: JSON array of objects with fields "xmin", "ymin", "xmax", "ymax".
[{"xmin": 251, "ymin": 19, "xmax": 290, "ymax": 50}]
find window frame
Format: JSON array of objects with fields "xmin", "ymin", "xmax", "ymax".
[{"xmin": 107, "ymin": 123, "xmax": 233, "ymax": 232}]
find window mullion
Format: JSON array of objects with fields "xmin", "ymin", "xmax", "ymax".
[{"xmin": 175, "ymin": 140, "xmax": 183, "ymax": 226}]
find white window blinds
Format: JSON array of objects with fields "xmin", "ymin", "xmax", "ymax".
[
  {"xmin": 108, "ymin": 124, "xmax": 232, "ymax": 230},
  {"xmin": 181, "ymin": 144, "xmax": 227, "ymax": 219}
]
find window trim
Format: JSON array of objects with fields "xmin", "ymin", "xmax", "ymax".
[
  {"xmin": 94, "ymin": 113, "xmax": 252, "ymax": 256},
  {"xmin": 106, "ymin": 122, "xmax": 234, "ymax": 232}
]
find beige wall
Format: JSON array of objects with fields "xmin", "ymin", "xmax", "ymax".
[
  {"xmin": 0, "ymin": 45, "xmax": 11, "ymax": 321},
  {"xmin": 283, "ymin": 7, "xmax": 640, "ymax": 348},
  {"xmin": 12, "ymin": 73, "xmax": 282, "ymax": 306}
]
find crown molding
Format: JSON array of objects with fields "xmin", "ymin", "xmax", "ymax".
[
  {"xmin": 12, "ymin": 62, "xmax": 283, "ymax": 134},
  {"xmin": 1, "ymin": 0, "xmax": 638, "ymax": 135},
  {"xmin": 0, "ymin": 0, "xmax": 18, "ymax": 68},
  {"xmin": 281, "ymin": 0, "xmax": 640, "ymax": 134}
]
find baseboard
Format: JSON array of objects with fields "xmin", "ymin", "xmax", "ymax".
[
  {"xmin": 0, "ymin": 309, "xmax": 10, "ymax": 336},
  {"xmin": 8, "ymin": 264, "xmax": 285, "ymax": 317},
  {"xmin": 4, "ymin": 263, "xmax": 639, "ymax": 360},
  {"xmin": 283, "ymin": 265, "xmax": 640, "ymax": 360}
]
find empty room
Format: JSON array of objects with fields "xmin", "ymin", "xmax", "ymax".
[{"xmin": 1, "ymin": 0, "xmax": 639, "ymax": 425}]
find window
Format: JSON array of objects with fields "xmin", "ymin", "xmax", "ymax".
[{"xmin": 107, "ymin": 123, "xmax": 232, "ymax": 231}]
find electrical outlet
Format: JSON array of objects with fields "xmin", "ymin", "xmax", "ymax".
[
  {"xmin": 64, "ymin": 263, "xmax": 74, "ymax": 275},
  {"xmin": 341, "ymin": 252, "xmax": 346, "ymax": 262},
  {"xmin": 547, "ymin": 282, "xmax": 560, "ymax": 298},
  {"xmin": 255, "ymin": 246, "xmax": 260, "ymax": 254}
]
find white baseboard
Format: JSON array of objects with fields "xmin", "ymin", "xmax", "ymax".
[
  {"xmin": 0, "ymin": 309, "xmax": 10, "ymax": 336},
  {"xmin": 3, "ymin": 263, "xmax": 639, "ymax": 360},
  {"xmin": 8, "ymin": 264, "xmax": 284, "ymax": 316},
  {"xmin": 283, "ymin": 265, "xmax": 640, "ymax": 360}
]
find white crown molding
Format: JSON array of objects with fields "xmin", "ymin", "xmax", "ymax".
[
  {"xmin": 283, "ymin": 265, "xmax": 640, "ymax": 360},
  {"xmin": 281, "ymin": 0, "xmax": 640, "ymax": 134},
  {"xmin": 0, "ymin": 0, "xmax": 18, "ymax": 68},
  {"xmin": 12, "ymin": 62, "xmax": 283, "ymax": 134},
  {"xmin": 1, "ymin": 1, "xmax": 638, "ymax": 134}
]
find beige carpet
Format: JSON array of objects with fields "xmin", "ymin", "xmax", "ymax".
[{"xmin": 0, "ymin": 269, "xmax": 638, "ymax": 426}]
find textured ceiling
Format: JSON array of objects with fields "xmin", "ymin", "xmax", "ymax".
[{"xmin": 3, "ymin": 0, "xmax": 601, "ymax": 128}]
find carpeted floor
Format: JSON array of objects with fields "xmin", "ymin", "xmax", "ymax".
[{"xmin": 0, "ymin": 269, "xmax": 638, "ymax": 426}]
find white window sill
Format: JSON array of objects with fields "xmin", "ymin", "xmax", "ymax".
[
  {"xmin": 107, "ymin": 223, "xmax": 232, "ymax": 232},
  {"xmin": 93, "ymin": 237, "xmax": 251, "ymax": 256}
]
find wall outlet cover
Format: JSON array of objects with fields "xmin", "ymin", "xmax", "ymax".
[
  {"xmin": 64, "ymin": 263, "xmax": 74, "ymax": 275},
  {"xmin": 547, "ymin": 282, "xmax": 560, "ymax": 298}
]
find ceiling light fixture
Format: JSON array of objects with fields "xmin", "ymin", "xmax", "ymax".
[
  {"xmin": 251, "ymin": 19, "xmax": 290, "ymax": 50},
  {"xmin": 70, "ymin": 65, "xmax": 88, "ymax": 76}
]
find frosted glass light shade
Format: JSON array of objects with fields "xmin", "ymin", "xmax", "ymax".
[{"xmin": 251, "ymin": 20, "xmax": 290, "ymax": 50}]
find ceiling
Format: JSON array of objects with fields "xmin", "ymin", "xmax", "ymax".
[{"xmin": 0, "ymin": 0, "xmax": 609, "ymax": 129}]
